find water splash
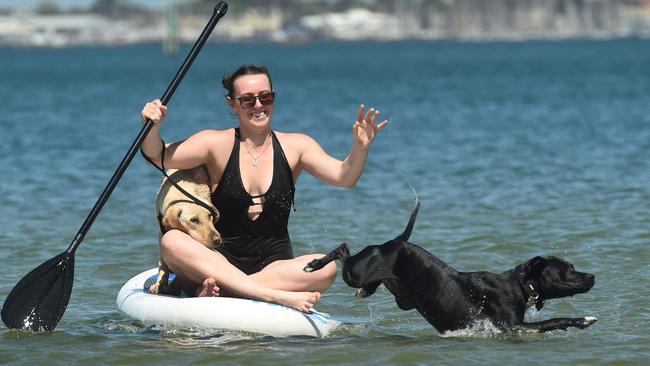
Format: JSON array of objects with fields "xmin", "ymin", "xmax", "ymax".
[
  {"xmin": 387, "ymin": 120, "xmax": 419, "ymax": 204},
  {"xmin": 440, "ymin": 319, "xmax": 503, "ymax": 338}
]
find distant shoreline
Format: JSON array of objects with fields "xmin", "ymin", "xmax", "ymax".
[
  {"xmin": 2, "ymin": 2, "xmax": 649, "ymax": 47},
  {"xmin": 2, "ymin": 36, "xmax": 649, "ymax": 50}
]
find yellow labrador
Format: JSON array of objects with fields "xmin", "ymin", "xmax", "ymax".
[{"xmin": 149, "ymin": 165, "xmax": 221, "ymax": 295}]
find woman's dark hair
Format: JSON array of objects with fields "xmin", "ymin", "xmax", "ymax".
[{"xmin": 221, "ymin": 65, "xmax": 273, "ymax": 98}]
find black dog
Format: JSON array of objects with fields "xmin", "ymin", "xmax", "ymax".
[{"xmin": 305, "ymin": 201, "xmax": 597, "ymax": 333}]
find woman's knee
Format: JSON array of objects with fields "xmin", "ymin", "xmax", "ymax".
[
  {"xmin": 160, "ymin": 230, "xmax": 187, "ymax": 255},
  {"xmin": 321, "ymin": 258, "xmax": 337, "ymax": 276},
  {"xmin": 309, "ymin": 256, "xmax": 337, "ymax": 286}
]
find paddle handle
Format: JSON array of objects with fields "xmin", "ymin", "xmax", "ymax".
[{"xmin": 67, "ymin": 2, "xmax": 228, "ymax": 254}]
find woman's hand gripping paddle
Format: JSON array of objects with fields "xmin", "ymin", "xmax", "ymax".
[{"xmin": 1, "ymin": 2, "xmax": 229, "ymax": 332}]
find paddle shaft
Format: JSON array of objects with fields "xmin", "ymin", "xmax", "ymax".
[{"xmin": 66, "ymin": 2, "xmax": 228, "ymax": 255}]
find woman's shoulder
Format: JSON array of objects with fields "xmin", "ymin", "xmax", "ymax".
[
  {"xmin": 190, "ymin": 128, "xmax": 235, "ymax": 142},
  {"xmin": 184, "ymin": 129, "xmax": 236, "ymax": 158},
  {"xmin": 274, "ymin": 131, "xmax": 317, "ymax": 146}
]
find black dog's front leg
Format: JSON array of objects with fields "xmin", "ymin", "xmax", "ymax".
[
  {"xmin": 304, "ymin": 243, "xmax": 350, "ymax": 272},
  {"xmin": 356, "ymin": 281, "xmax": 382, "ymax": 298},
  {"xmin": 514, "ymin": 317, "xmax": 597, "ymax": 333}
]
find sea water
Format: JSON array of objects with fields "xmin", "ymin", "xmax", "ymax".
[{"xmin": 1, "ymin": 39, "xmax": 649, "ymax": 365}]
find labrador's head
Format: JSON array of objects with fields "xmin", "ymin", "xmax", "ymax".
[
  {"xmin": 162, "ymin": 202, "xmax": 221, "ymax": 249},
  {"xmin": 521, "ymin": 256, "xmax": 595, "ymax": 310}
]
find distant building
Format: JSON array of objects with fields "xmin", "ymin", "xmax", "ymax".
[
  {"xmin": 0, "ymin": 13, "xmax": 157, "ymax": 46},
  {"xmin": 1, "ymin": 0, "xmax": 649, "ymax": 47},
  {"xmin": 212, "ymin": 8, "xmax": 284, "ymax": 41},
  {"xmin": 300, "ymin": 8, "xmax": 401, "ymax": 40}
]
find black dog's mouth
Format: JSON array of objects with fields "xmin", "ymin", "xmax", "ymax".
[
  {"xmin": 559, "ymin": 272, "xmax": 595, "ymax": 297},
  {"xmin": 540, "ymin": 271, "xmax": 595, "ymax": 300},
  {"xmin": 577, "ymin": 273, "xmax": 595, "ymax": 293}
]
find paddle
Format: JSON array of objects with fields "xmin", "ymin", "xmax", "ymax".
[{"xmin": 1, "ymin": 2, "xmax": 229, "ymax": 332}]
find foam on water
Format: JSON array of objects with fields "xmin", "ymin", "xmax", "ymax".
[{"xmin": 440, "ymin": 319, "xmax": 503, "ymax": 338}]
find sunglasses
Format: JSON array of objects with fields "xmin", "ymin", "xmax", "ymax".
[{"xmin": 235, "ymin": 91, "xmax": 275, "ymax": 109}]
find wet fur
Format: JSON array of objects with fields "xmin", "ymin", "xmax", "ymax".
[
  {"xmin": 149, "ymin": 165, "xmax": 221, "ymax": 295},
  {"xmin": 305, "ymin": 200, "xmax": 597, "ymax": 333}
]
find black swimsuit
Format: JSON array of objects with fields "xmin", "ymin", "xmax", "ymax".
[{"xmin": 211, "ymin": 128, "xmax": 295, "ymax": 275}]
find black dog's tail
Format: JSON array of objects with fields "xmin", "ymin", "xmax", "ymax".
[
  {"xmin": 394, "ymin": 198, "xmax": 420, "ymax": 242},
  {"xmin": 303, "ymin": 243, "xmax": 349, "ymax": 272}
]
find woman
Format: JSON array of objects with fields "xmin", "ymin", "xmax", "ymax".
[{"xmin": 140, "ymin": 65, "xmax": 387, "ymax": 313}]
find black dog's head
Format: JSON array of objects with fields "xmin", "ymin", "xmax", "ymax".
[{"xmin": 519, "ymin": 256, "xmax": 595, "ymax": 310}]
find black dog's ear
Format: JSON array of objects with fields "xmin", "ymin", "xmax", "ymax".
[{"xmin": 522, "ymin": 256, "xmax": 547, "ymax": 278}]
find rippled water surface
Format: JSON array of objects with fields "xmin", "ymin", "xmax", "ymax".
[{"xmin": 1, "ymin": 39, "xmax": 649, "ymax": 365}]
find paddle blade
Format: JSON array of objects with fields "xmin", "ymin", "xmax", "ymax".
[{"xmin": 2, "ymin": 251, "xmax": 75, "ymax": 331}]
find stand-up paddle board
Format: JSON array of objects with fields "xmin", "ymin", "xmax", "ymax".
[{"xmin": 116, "ymin": 268, "xmax": 339, "ymax": 337}]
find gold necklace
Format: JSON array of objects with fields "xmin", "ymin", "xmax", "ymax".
[{"xmin": 241, "ymin": 133, "xmax": 271, "ymax": 167}]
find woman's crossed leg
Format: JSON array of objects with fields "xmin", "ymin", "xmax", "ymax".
[{"xmin": 160, "ymin": 230, "xmax": 337, "ymax": 313}]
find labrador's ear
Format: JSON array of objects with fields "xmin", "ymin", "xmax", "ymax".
[
  {"xmin": 522, "ymin": 256, "xmax": 547, "ymax": 278},
  {"xmin": 518, "ymin": 256, "xmax": 547, "ymax": 291},
  {"xmin": 210, "ymin": 207, "xmax": 220, "ymax": 224},
  {"xmin": 519, "ymin": 256, "xmax": 547, "ymax": 311},
  {"xmin": 162, "ymin": 206, "xmax": 183, "ymax": 230}
]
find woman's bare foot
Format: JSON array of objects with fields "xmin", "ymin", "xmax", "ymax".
[
  {"xmin": 196, "ymin": 277, "xmax": 220, "ymax": 297},
  {"xmin": 274, "ymin": 291, "xmax": 321, "ymax": 313}
]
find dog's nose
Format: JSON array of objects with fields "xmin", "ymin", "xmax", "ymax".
[{"xmin": 213, "ymin": 235, "xmax": 222, "ymax": 246}]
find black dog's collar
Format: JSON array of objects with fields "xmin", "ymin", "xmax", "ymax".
[{"xmin": 525, "ymin": 283, "xmax": 539, "ymax": 309}]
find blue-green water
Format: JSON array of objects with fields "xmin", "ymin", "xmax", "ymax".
[{"xmin": 1, "ymin": 39, "xmax": 649, "ymax": 365}]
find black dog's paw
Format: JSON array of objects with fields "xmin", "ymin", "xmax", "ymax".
[
  {"xmin": 355, "ymin": 288, "xmax": 369, "ymax": 298},
  {"xmin": 577, "ymin": 316, "xmax": 598, "ymax": 329}
]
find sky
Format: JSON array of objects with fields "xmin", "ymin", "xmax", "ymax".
[{"xmin": 0, "ymin": 1, "xmax": 163, "ymax": 10}]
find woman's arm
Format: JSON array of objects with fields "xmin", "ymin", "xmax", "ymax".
[
  {"xmin": 300, "ymin": 105, "xmax": 388, "ymax": 187},
  {"xmin": 140, "ymin": 99, "xmax": 218, "ymax": 170}
]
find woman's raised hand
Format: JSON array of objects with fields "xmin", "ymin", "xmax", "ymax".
[
  {"xmin": 353, "ymin": 104, "xmax": 388, "ymax": 148},
  {"xmin": 141, "ymin": 99, "xmax": 168, "ymax": 126}
]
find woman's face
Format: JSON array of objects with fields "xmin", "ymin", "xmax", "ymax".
[{"xmin": 228, "ymin": 74, "xmax": 274, "ymax": 129}]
